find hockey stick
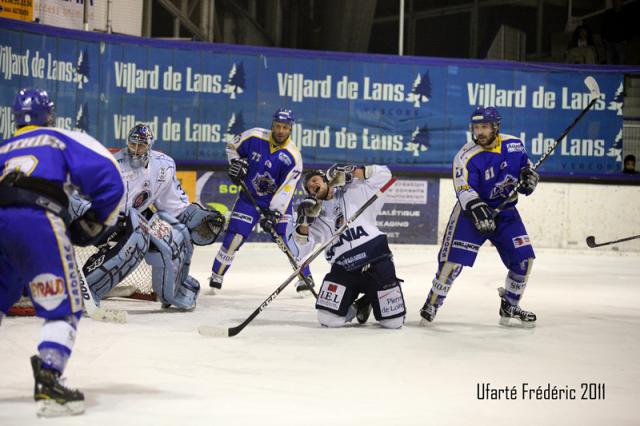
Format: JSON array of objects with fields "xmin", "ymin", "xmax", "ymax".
[
  {"xmin": 198, "ymin": 176, "xmax": 398, "ymax": 337},
  {"xmin": 78, "ymin": 266, "xmax": 127, "ymax": 323},
  {"xmin": 237, "ymin": 180, "xmax": 318, "ymax": 299},
  {"xmin": 493, "ymin": 76, "xmax": 600, "ymax": 215},
  {"xmin": 586, "ymin": 234, "xmax": 640, "ymax": 248}
]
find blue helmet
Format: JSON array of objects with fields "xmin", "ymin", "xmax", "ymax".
[
  {"xmin": 272, "ymin": 108, "xmax": 295, "ymax": 126},
  {"xmin": 12, "ymin": 88, "xmax": 55, "ymax": 127},
  {"xmin": 470, "ymin": 106, "xmax": 501, "ymax": 125},
  {"xmin": 126, "ymin": 123, "xmax": 154, "ymax": 168}
]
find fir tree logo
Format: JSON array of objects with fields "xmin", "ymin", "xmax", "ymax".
[
  {"xmin": 225, "ymin": 111, "xmax": 245, "ymax": 142},
  {"xmin": 406, "ymin": 71, "xmax": 431, "ymax": 108},
  {"xmin": 75, "ymin": 103, "xmax": 89, "ymax": 132},
  {"xmin": 405, "ymin": 125, "xmax": 430, "ymax": 157},
  {"xmin": 76, "ymin": 48, "xmax": 90, "ymax": 89},
  {"xmin": 224, "ymin": 62, "xmax": 245, "ymax": 100},
  {"xmin": 607, "ymin": 127, "xmax": 623, "ymax": 161},
  {"xmin": 608, "ymin": 81, "xmax": 623, "ymax": 116}
]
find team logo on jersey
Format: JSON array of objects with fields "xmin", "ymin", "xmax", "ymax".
[
  {"xmin": 252, "ymin": 172, "xmax": 277, "ymax": 196},
  {"xmin": 133, "ymin": 191, "xmax": 151, "ymax": 209},
  {"xmin": 489, "ymin": 175, "xmax": 518, "ymax": 199},
  {"xmin": 29, "ymin": 273, "xmax": 68, "ymax": 311},
  {"xmin": 334, "ymin": 212, "xmax": 344, "ymax": 229},
  {"xmin": 512, "ymin": 235, "xmax": 531, "ymax": 248},
  {"xmin": 223, "ymin": 62, "xmax": 245, "ymax": 100}
]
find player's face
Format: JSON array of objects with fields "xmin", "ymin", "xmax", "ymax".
[
  {"xmin": 472, "ymin": 123, "xmax": 497, "ymax": 147},
  {"xmin": 271, "ymin": 122, "xmax": 292, "ymax": 145},
  {"xmin": 306, "ymin": 175, "xmax": 329, "ymax": 199},
  {"xmin": 128, "ymin": 141, "xmax": 150, "ymax": 156}
]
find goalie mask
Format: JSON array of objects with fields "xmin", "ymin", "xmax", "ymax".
[{"xmin": 126, "ymin": 123, "xmax": 154, "ymax": 168}]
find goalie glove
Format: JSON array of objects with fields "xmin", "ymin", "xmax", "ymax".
[
  {"xmin": 517, "ymin": 167, "xmax": 539, "ymax": 196},
  {"xmin": 69, "ymin": 211, "xmax": 108, "ymax": 246},
  {"xmin": 228, "ymin": 158, "xmax": 249, "ymax": 184},
  {"xmin": 465, "ymin": 199, "xmax": 495, "ymax": 236}
]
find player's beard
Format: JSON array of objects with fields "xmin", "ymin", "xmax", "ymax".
[{"xmin": 476, "ymin": 131, "xmax": 497, "ymax": 148}]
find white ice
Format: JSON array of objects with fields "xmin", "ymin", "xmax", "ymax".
[{"xmin": 1, "ymin": 243, "xmax": 639, "ymax": 426}]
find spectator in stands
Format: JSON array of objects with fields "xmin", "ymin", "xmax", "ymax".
[
  {"xmin": 566, "ymin": 24, "xmax": 598, "ymax": 64},
  {"xmin": 602, "ymin": 0, "xmax": 628, "ymax": 65},
  {"xmin": 623, "ymin": 154, "xmax": 639, "ymax": 174}
]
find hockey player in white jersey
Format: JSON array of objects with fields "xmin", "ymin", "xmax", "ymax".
[
  {"xmin": 294, "ymin": 164, "xmax": 406, "ymax": 329},
  {"xmin": 80, "ymin": 124, "xmax": 224, "ymax": 310},
  {"xmin": 0, "ymin": 88, "xmax": 124, "ymax": 416}
]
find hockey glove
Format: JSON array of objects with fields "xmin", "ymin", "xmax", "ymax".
[
  {"xmin": 69, "ymin": 211, "xmax": 108, "ymax": 246},
  {"xmin": 260, "ymin": 210, "xmax": 282, "ymax": 234},
  {"xmin": 296, "ymin": 197, "xmax": 322, "ymax": 227},
  {"xmin": 517, "ymin": 167, "xmax": 539, "ymax": 196},
  {"xmin": 465, "ymin": 199, "xmax": 496, "ymax": 236},
  {"xmin": 228, "ymin": 158, "xmax": 249, "ymax": 184},
  {"xmin": 326, "ymin": 163, "xmax": 362, "ymax": 187}
]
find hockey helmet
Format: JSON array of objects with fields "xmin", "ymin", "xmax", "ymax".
[
  {"xmin": 272, "ymin": 108, "xmax": 295, "ymax": 126},
  {"xmin": 12, "ymin": 88, "xmax": 55, "ymax": 127},
  {"xmin": 126, "ymin": 123, "xmax": 154, "ymax": 168},
  {"xmin": 470, "ymin": 106, "xmax": 501, "ymax": 142}
]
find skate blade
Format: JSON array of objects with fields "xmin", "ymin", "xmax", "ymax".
[
  {"xmin": 499, "ymin": 316, "xmax": 536, "ymax": 328},
  {"xmin": 36, "ymin": 399, "xmax": 85, "ymax": 417}
]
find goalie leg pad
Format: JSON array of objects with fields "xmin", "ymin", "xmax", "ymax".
[
  {"xmin": 83, "ymin": 210, "xmax": 150, "ymax": 302},
  {"xmin": 145, "ymin": 212, "xmax": 198, "ymax": 310},
  {"xmin": 177, "ymin": 203, "xmax": 225, "ymax": 246}
]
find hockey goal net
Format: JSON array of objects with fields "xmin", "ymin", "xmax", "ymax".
[{"xmin": 7, "ymin": 245, "xmax": 155, "ymax": 316}]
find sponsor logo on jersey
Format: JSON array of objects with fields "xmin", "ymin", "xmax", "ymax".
[
  {"xmin": 512, "ymin": 235, "xmax": 531, "ymax": 248},
  {"xmin": 133, "ymin": 191, "xmax": 151, "ymax": 209},
  {"xmin": 326, "ymin": 226, "xmax": 369, "ymax": 260},
  {"xmin": 252, "ymin": 172, "xmax": 277, "ymax": 196},
  {"xmin": 452, "ymin": 240, "xmax": 480, "ymax": 253},
  {"xmin": 505, "ymin": 142, "xmax": 525, "ymax": 153},
  {"xmin": 231, "ymin": 211, "xmax": 253, "ymax": 224},
  {"xmin": 317, "ymin": 280, "xmax": 346, "ymax": 310},
  {"xmin": 278, "ymin": 152, "xmax": 292, "ymax": 166},
  {"xmin": 29, "ymin": 273, "xmax": 68, "ymax": 311},
  {"xmin": 157, "ymin": 167, "xmax": 167, "ymax": 183}
]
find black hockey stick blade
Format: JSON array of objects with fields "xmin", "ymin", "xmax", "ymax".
[{"xmin": 586, "ymin": 234, "xmax": 640, "ymax": 248}]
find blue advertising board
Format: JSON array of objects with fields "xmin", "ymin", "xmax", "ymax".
[{"xmin": 1, "ymin": 17, "xmax": 638, "ymax": 178}]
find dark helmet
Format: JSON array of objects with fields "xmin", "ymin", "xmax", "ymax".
[
  {"xmin": 470, "ymin": 106, "xmax": 501, "ymax": 142},
  {"xmin": 301, "ymin": 169, "xmax": 326, "ymax": 195},
  {"xmin": 272, "ymin": 108, "xmax": 295, "ymax": 126},
  {"xmin": 12, "ymin": 88, "xmax": 55, "ymax": 127},
  {"xmin": 126, "ymin": 123, "xmax": 154, "ymax": 168}
]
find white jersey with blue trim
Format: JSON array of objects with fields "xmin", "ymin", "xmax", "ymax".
[
  {"xmin": 115, "ymin": 149, "xmax": 189, "ymax": 217},
  {"xmin": 297, "ymin": 165, "xmax": 392, "ymax": 265},
  {"xmin": 226, "ymin": 127, "xmax": 302, "ymax": 215},
  {"xmin": 0, "ymin": 126, "xmax": 124, "ymax": 226}
]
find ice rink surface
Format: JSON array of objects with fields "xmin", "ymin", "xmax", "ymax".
[{"xmin": 1, "ymin": 243, "xmax": 639, "ymax": 426}]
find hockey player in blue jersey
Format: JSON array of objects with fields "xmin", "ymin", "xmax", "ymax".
[
  {"xmin": 0, "ymin": 89, "xmax": 124, "ymax": 416},
  {"xmin": 420, "ymin": 106, "xmax": 539, "ymax": 327},
  {"xmin": 209, "ymin": 108, "xmax": 314, "ymax": 294}
]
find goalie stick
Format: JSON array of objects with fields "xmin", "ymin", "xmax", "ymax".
[
  {"xmin": 238, "ymin": 180, "xmax": 318, "ymax": 299},
  {"xmin": 493, "ymin": 76, "xmax": 601, "ymax": 215},
  {"xmin": 198, "ymin": 176, "xmax": 398, "ymax": 338},
  {"xmin": 586, "ymin": 234, "xmax": 640, "ymax": 248}
]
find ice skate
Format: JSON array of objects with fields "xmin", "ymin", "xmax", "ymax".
[
  {"xmin": 419, "ymin": 302, "xmax": 438, "ymax": 325},
  {"xmin": 498, "ymin": 287, "xmax": 536, "ymax": 328},
  {"xmin": 354, "ymin": 295, "xmax": 372, "ymax": 324},
  {"xmin": 295, "ymin": 277, "xmax": 315, "ymax": 297},
  {"xmin": 208, "ymin": 273, "xmax": 223, "ymax": 294},
  {"xmin": 31, "ymin": 355, "xmax": 85, "ymax": 417}
]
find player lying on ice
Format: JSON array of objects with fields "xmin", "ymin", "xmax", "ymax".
[
  {"xmin": 71, "ymin": 123, "xmax": 225, "ymax": 311},
  {"xmin": 419, "ymin": 106, "xmax": 539, "ymax": 328},
  {"xmin": 294, "ymin": 164, "xmax": 406, "ymax": 329}
]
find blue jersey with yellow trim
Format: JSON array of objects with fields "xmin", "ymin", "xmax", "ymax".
[
  {"xmin": 452, "ymin": 133, "xmax": 530, "ymax": 210},
  {"xmin": 0, "ymin": 126, "xmax": 124, "ymax": 225},
  {"xmin": 226, "ymin": 127, "xmax": 302, "ymax": 214}
]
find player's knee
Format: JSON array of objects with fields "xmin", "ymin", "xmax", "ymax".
[
  {"xmin": 379, "ymin": 316, "xmax": 404, "ymax": 329},
  {"xmin": 317, "ymin": 309, "xmax": 348, "ymax": 328},
  {"xmin": 509, "ymin": 258, "xmax": 534, "ymax": 277},
  {"xmin": 222, "ymin": 232, "xmax": 245, "ymax": 253}
]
